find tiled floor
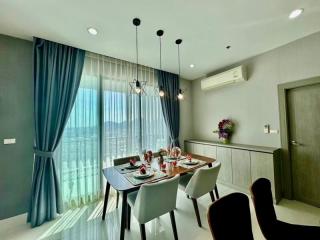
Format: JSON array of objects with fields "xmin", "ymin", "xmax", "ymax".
[{"xmin": 1, "ymin": 184, "xmax": 320, "ymax": 240}]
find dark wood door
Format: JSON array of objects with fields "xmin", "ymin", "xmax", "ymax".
[{"xmin": 287, "ymin": 83, "xmax": 320, "ymax": 207}]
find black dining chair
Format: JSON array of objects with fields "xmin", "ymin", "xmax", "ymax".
[
  {"xmin": 207, "ymin": 192, "xmax": 254, "ymax": 240},
  {"xmin": 113, "ymin": 155, "xmax": 140, "ymax": 208},
  {"xmin": 250, "ymin": 178, "xmax": 320, "ymax": 240}
]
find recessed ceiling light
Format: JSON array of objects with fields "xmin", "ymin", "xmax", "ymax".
[
  {"xmin": 87, "ymin": 27, "xmax": 98, "ymax": 35},
  {"xmin": 289, "ymin": 8, "xmax": 304, "ymax": 19},
  {"xmin": 190, "ymin": 64, "xmax": 195, "ymax": 68}
]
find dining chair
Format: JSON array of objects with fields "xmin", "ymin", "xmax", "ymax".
[
  {"xmin": 207, "ymin": 192, "xmax": 254, "ymax": 240},
  {"xmin": 127, "ymin": 175, "xmax": 180, "ymax": 240},
  {"xmin": 152, "ymin": 150, "xmax": 167, "ymax": 158},
  {"xmin": 251, "ymin": 178, "xmax": 320, "ymax": 240},
  {"xmin": 178, "ymin": 162, "xmax": 221, "ymax": 227},
  {"xmin": 113, "ymin": 155, "xmax": 140, "ymax": 208}
]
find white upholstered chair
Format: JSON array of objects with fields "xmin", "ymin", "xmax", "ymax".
[
  {"xmin": 179, "ymin": 162, "xmax": 221, "ymax": 227},
  {"xmin": 127, "ymin": 175, "xmax": 180, "ymax": 240}
]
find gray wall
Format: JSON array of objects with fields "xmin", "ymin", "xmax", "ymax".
[
  {"xmin": 179, "ymin": 78, "xmax": 192, "ymax": 150},
  {"xmin": 0, "ymin": 34, "xmax": 33, "ymax": 219},
  {"xmin": 191, "ymin": 31, "xmax": 320, "ymax": 148}
]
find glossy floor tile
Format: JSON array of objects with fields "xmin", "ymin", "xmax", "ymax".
[{"xmin": 1, "ymin": 184, "xmax": 320, "ymax": 240}]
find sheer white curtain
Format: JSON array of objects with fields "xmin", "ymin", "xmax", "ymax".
[
  {"xmin": 55, "ymin": 61, "xmax": 101, "ymax": 209},
  {"xmin": 57, "ymin": 52, "xmax": 168, "ymax": 208},
  {"xmin": 87, "ymin": 53, "xmax": 169, "ymax": 167}
]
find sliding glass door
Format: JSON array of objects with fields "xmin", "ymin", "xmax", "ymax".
[{"xmin": 56, "ymin": 53, "xmax": 168, "ymax": 209}]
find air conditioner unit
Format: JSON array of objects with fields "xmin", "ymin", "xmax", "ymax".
[{"xmin": 201, "ymin": 65, "xmax": 247, "ymax": 91}]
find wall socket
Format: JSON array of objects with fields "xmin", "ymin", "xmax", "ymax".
[{"xmin": 3, "ymin": 138, "xmax": 16, "ymax": 144}]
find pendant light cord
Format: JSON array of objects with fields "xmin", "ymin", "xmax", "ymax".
[
  {"xmin": 159, "ymin": 35, "xmax": 162, "ymax": 70},
  {"xmin": 178, "ymin": 44, "xmax": 181, "ymax": 76},
  {"xmin": 136, "ymin": 25, "xmax": 139, "ymax": 81}
]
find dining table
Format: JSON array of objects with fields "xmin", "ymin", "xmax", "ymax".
[{"xmin": 101, "ymin": 154, "xmax": 216, "ymax": 240}]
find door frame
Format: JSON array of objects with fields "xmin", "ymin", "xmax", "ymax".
[{"xmin": 278, "ymin": 76, "xmax": 320, "ymax": 199}]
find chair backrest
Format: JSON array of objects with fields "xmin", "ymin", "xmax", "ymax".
[
  {"xmin": 185, "ymin": 162, "xmax": 221, "ymax": 198},
  {"xmin": 113, "ymin": 155, "xmax": 140, "ymax": 166},
  {"xmin": 250, "ymin": 178, "xmax": 278, "ymax": 239},
  {"xmin": 207, "ymin": 192, "xmax": 254, "ymax": 240},
  {"xmin": 152, "ymin": 151, "xmax": 167, "ymax": 158},
  {"xmin": 133, "ymin": 175, "xmax": 179, "ymax": 224}
]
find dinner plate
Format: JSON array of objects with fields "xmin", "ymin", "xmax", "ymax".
[
  {"xmin": 183, "ymin": 160, "xmax": 199, "ymax": 165},
  {"xmin": 133, "ymin": 170, "xmax": 154, "ymax": 179},
  {"xmin": 125, "ymin": 163, "xmax": 141, "ymax": 170}
]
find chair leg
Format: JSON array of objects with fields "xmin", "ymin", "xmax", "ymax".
[
  {"xmin": 191, "ymin": 198, "xmax": 202, "ymax": 227},
  {"xmin": 209, "ymin": 191, "xmax": 215, "ymax": 202},
  {"xmin": 170, "ymin": 211, "xmax": 178, "ymax": 240},
  {"xmin": 139, "ymin": 223, "xmax": 146, "ymax": 240},
  {"xmin": 116, "ymin": 191, "xmax": 120, "ymax": 208},
  {"xmin": 214, "ymin": 185, "xmax": 220, "ymax": 199},
  {"xmin": 127, "ymin": 204, "xmax": 131, "ymax": 230}
]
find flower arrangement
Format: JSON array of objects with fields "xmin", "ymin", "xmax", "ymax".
[{"xmin": 213, "ymin": 119, "xmax": 234, "ymax": 144}]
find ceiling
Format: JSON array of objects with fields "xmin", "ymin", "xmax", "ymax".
[{"xmin": 1, "ymin": 0, "xmax": 320, "ymax": 80}]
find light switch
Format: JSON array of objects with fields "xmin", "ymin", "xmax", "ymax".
[
  {"xmin": 270, "ymin": 129, "xmax": 279, "ymax": 134},
  {"xmin": 3, "ymin": 138, "xmax": 16, "ymax": 144}
]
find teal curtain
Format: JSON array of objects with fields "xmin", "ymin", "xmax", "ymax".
[
  {"xmin": 157, "ymin": 70, "xmax": 180, "ymax": 147},
  {"xmin": 27, "ymin": 37, "xmax": 85, "ymax": 227}
]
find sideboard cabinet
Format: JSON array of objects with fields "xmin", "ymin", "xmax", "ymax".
[{"xmin": 185, "ymin": 140, "xmax": 281, "ymax": 203}]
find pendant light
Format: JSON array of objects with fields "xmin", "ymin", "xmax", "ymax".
[
  {"xmin": 157, "ymin": 29, "xmax": 165, "ymax": 97},
  {"xmin": 129, "ymin": 18, "xmax": 146, "ymax": 94},
  {"xmin": 175, "ymin": 39, "xmax": 184, "ymax": 100}
]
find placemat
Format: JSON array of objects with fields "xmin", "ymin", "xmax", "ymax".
[
  {"xmin": 177, "ymin": 159, "xmax": 206, "ymax": 169},
  {"xmin": 124, "ymin": 170, "xmax": 167, "ymax": 186},
  {"xmin": 114, "ymin": 163, "xmax": 143, "ymax": 174}
]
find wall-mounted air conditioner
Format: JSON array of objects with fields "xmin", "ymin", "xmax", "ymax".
[{"xmin": 201, "ymin": 65, "xmax": 247, "ymax": 91}]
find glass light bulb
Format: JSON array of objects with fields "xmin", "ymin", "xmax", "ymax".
[
  {"xmin": 178, "ymin": 93, "xmax": 184, "ymax": 100},
  {"xmin": 135, "ymin": 87, "xmax": 141, "ymax": 94},
  {"xmin": 159, "ymin": 90, "xmax": 165, "ymax": 97}
]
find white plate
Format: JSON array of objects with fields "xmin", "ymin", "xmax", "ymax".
[
  {"xmin": 133, "ymin": 170, "xmax": 154, "ymax": 179},
  {"xmin": 183, "ymin": 160, "xmax": 199, "ymax": 165}
]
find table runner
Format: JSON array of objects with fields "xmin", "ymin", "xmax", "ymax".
[{"xmin": 124, "ymin": 170, "xmax": 167, "ymax": 186}]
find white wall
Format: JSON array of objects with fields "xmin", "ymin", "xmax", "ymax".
[{"xmin": 191, "ymin": 31, "xmax": 320, "ymax": 148}]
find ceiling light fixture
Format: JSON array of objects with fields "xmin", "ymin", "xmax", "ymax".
[
  {"xmin": 157, "ymin": 29, "xmax": 165, "ymax": 97},
  {"xmin": 289, "ymin": 8, "xmax": 304, "ymax": 19},
  {"xmin": 190, "ymin": 64, "xmax": 195, "ymax": 68},
  {"xmin": 175, "ymin": 39, "xmax": 184, "ymax": 100},
  {"xmin": 87, "ymin": 27, "xmax": 98, "ymax": 35},
  {"xmin": 129, "ymin": 18, "xmax": 146, "ymax": 95}
]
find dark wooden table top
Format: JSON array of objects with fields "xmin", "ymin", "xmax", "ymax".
[{"xmin": 102, "ymin": 154, "xmax": 215, "ymax": 192}]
